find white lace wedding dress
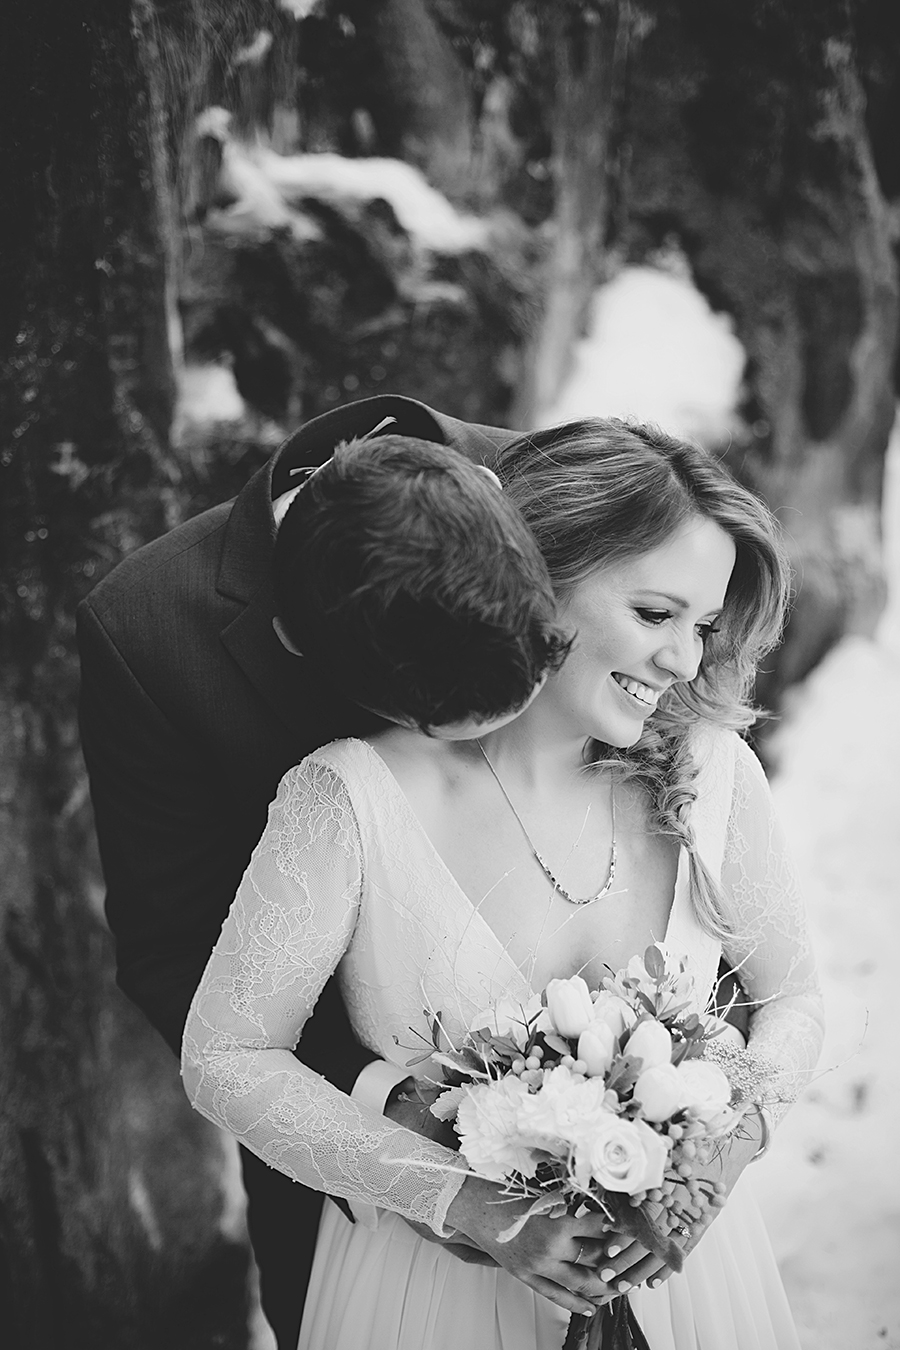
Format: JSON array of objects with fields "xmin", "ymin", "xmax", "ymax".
[{"xmin": 182, "ymin": 729, "xmax": 824, "ymax": 1350}]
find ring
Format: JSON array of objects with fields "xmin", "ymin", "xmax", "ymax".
[
  {"xmin": 678, "ymin": 1225, "xmax": 691, "ymax": 1239},
  {"xmin": 575, "ymin": 1241, "xmax": 587, "ymax": 1265}
]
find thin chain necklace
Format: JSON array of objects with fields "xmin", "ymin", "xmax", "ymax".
[{"xmin": 476, "ymin": 741, "xmax": 618, "ymax": 907}]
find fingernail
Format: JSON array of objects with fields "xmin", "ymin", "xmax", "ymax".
[
  {"xmin": 648, "ymin": 1278, "xmax": 660, "ymax": 1289},
  {"xmin": 600, "ymin": 1268, "xmax": 616, "ymax": 1282},
  {"xmin": 617, "ymin": 1280, "xmax": 631, "ymax": 1293},
  {"xmin": 607, "ymin": 1244, "xmax": 622, "ymax": 1257}
]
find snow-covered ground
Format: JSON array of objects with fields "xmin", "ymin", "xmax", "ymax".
[{"xmin": 547, "ymin": 265, "xmax": 900, "ymax": 1349}]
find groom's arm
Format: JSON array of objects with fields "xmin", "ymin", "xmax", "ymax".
[{"xmin": 77, "ymin": 598, "xmax": 373, "ymax": 1091}]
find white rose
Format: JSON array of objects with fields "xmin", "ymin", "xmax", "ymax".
[
  {"xmin": 455, "ymin": 1077, "xmax": 539, "ymax": 1183},
  {"xmin": 546, "ymin": 975, "xmax": 595, "ymax": 1040},
  {"xmin": 578, "ymin": 1022, "xmax": 616, "ymax": 1078},
  {"xmin": 632, "ymin": 1063, "xmax": 686, "ymax": 1122},
  {"xmin": 676, "ymin": 1059, "xmax": 732, "ymax": 1121},
  {"xmin": 624, "ymin": 1019, "xmax": 673, "ymax": 1070},
  {"xmin": 573, "ymin": 1113, "xmax": 669, "ymax": 1195}
]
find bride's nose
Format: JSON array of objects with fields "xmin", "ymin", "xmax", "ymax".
[{"xmin": 654, "ymin": 626, "xmax": 702, "ymax": 683}]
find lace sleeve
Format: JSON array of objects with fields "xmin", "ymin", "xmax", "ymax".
[
  {"xmin": 721, "ymin": 738, "xmax": 825, "ymax": 1124},
  {"xmin": 181, "ymin": 756, "xmax": 466, "ymax": 1235}
]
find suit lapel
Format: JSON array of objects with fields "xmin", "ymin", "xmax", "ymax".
[{"xmin": 218, "ymin": 586, "xmax": 315, "ymax": 739}]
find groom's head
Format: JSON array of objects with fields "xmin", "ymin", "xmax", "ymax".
[{"xmin": 274, "ymin": 434, "xmax": 570, "ymax": 734}]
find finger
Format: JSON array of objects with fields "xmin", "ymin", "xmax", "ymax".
[
  {"xmin": 614, "ymin": 1252, "xmax": 667, "ymax": 1289},
  {"xmin": 596, "ymin": 1240, "xmax": 651, "ymax": 1285},
  {"xmin": 568, "ymin": 1236, "xmax": 618, "ymax": 1269},
  {"xmin": 526, "ymin": 1274, "xmax": 601, "ymax": 1317},
  {"xmin": 565, "ymin": 1265, "xmax": 618, "ymax": 1303}
]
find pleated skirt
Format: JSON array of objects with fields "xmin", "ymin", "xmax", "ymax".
[{"xmin": 298, "ymin": 1174, "xmax": 800, "ymax": 1350}]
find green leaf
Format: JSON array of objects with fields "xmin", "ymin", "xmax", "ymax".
[
  {"xmin": 644, "ymin": 945, "xmax": 666, "ymax": 979},
  {"xmin": 605, "ymin": 1054, "xmax": 641, "ymax": 1094}
]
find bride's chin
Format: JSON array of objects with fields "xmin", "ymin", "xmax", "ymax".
[{"xmin": 589, "ymin": 719, "xmax": 646, "ymax": 750}]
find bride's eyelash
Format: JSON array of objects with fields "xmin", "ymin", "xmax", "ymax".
[{"xmin": 636, "ymin": 609, "xmax": 721, "ymax": 640}]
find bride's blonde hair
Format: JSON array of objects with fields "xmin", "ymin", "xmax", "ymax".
[{"xmin": 494, "ymin": 418, "xmax": 792, "ymax": 940}]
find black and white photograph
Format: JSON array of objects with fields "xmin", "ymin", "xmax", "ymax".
[{"xmin": 2, "ymin": 3, "xmax": 898, "ymax": 1348}]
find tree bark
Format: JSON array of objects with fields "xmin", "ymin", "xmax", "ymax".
[
  {"xmin": 0, "ymin": 2, "xmax": 252, "ymax": 1344},
  {"xmin": 622, "ymin": 0, "xmax": 899, "ymax": 704},
  {"xmin": 514, "ymin": 0, "xmax": 629, "ymax": 425}
]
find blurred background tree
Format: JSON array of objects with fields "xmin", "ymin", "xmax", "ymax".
[{"xmin": 2, "ymin": 1, "xmax": 899, "ymax": 1344}]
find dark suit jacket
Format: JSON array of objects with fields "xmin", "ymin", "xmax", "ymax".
[{"xmin": 76, "ymin": 395, "xmax": 516, "ymax": 1320}]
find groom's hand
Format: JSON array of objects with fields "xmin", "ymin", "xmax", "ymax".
[
  {"xmin": 383, "ymin": 1078, "xmax": 457, "ymax": 1149},
  {"xmin": 384, "ymin": 1079, "xmax": 499, "ymax": 1267}
]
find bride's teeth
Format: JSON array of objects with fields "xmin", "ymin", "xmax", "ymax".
[{"xmin": 614, "ymin": 674, "xmax": 659, "ymax": 705}]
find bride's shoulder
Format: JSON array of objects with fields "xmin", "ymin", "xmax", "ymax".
[
  {"xmin": 282, "ymin": 745, "xmax": 380, "ymax": 793},
  {"xmin": 689, "ymin": 721, "xmax": 759, "ymax": 781},
  {"xmin": 689, "ymin": 723, "xmax": 771, "ymax": 803}
]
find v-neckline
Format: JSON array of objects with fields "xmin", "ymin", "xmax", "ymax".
[{"xmin": 350, "ymin": 738, "xmax": 684, "ymax": 997}]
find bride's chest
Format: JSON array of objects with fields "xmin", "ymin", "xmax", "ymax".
[
  {"xmin": 449, "ymin": 817, "xmax": 679, "ymax": 990},
  {"xmin": 375, "ymin": 774, "xmax": 680, "ymax": 992}
]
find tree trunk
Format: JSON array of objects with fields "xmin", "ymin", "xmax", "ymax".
[
  {"xmin": 515, "ymin": 0, "xmax": 629, "ymax": 425},
  {"xmin": 0, "ymin": 3, "xmax": 252, "ymax": 1344},
  {"xmin": 622, "ymin": 0, "xmax": 899, "ymax": 705}
]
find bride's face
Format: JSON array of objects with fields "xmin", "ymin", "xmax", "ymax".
[{"xmin": 540, "ymin": 515, "xmax": 737, "ymax": 748}]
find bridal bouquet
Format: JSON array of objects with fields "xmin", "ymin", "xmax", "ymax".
[{"xmin": 420, "ymin": 945, "xmax": 776, "ymax": 1350}]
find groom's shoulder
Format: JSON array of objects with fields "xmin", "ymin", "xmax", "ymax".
[
  {"xmin": 84, "ymin": 500, "xmax": 233, "ymax": 619},
  {"xmin": 77, "ymin": 501, "xmax": 242, "ymax": 674}
]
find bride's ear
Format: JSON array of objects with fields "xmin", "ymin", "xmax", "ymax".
[{"xmin": 273, "ymin": 616, "xmax": 304, "ymax": 657}]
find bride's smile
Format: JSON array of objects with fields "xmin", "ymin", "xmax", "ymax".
[{"xmin": 509, "ymin": 513, "xmax": 736, "ymax": 754}]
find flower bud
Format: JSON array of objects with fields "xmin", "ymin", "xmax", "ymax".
[
  {"xmin": 577, "ymin": 1022, "xmax": 616, "ymax": 1078},
  {"xmin": 546, "ymin": 975, "xmax": 595, "ymax": 1040},
  {"xmin": 589, "ymin": 992, "xmax": 635, "ymax": 1039},
  {"xmin": 624, "ymin": 1019, "xmax": 673, "ymax": 1070}
]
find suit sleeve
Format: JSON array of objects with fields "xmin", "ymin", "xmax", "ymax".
[{"xmin": 76, "ymin": 597, "xmax": 375, "ymax": 1095}]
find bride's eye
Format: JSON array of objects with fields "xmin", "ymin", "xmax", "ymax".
[
  {"xmin": 696, "ymin": 622, "xmax": 721, "ymax": 641},
  {"xmin": 636, "ymin": 608, "xmax": 670, "ymax": 626}
]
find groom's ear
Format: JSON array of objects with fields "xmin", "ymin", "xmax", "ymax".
[
  {"xmin": 474, "ymin": 464, "xmax": 502, "ymax": 490},
  {"xmin": 272, "ymin": 617, "xmax": 304, "ymax": 657}
]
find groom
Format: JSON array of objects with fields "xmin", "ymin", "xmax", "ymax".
[{"xmin": 77, "ymin": 394, "xmax": 520, "ymax": 1349}]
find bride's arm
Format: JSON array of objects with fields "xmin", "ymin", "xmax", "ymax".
[
  {"xmin": 722, "ymin": 736, "xmax": 825, "ymax": 1117},
  {"xmin": 182, "ymin": 754, "xmax": 613, "ymax": 1316},
  {"xmin": 180, "ymin": 756, "xmax": 467, "ymax": 1237}
]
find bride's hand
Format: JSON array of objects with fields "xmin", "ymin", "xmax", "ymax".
[
  {"xmin": 445, "ymin": 1175, "xmax": 617, "ymax": 1315},
  {"xmin": 589, "ymin": 1112, "xmax": 765, "ymax": 1295}
]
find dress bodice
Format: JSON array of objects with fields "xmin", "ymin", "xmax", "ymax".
[{"xmin": 181, "ymin": 729, "xmax": 823, "ymax": 1237}]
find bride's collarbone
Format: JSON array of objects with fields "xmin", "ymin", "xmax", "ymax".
[
  {"xmin": 430, "ymin": 791, "xmax": 677, "ymax": 985},
  {"xmin": 367, "ymin": 739, "xmax": 677, "ymax": 975}
]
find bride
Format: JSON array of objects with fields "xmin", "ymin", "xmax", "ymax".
[{"xmin": 182, "ymin": 417, "xmax": 824, "ymax": 1349}]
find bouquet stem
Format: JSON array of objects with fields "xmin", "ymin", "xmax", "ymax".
[{"xmin": 563, "ymin": 1297, "xmax": 651, "ymax": 1350}]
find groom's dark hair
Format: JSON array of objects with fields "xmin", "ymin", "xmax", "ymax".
[{"xmin": 274, "ymin": 435, "xmax": 570, "ymax": 730}]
